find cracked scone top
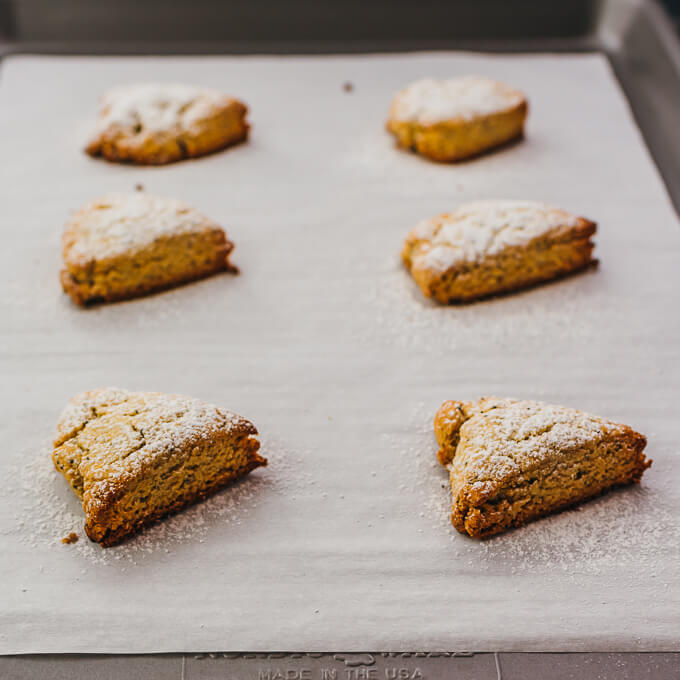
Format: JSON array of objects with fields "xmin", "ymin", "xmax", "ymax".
[
  {"xmin": 86, "ymin": 83, "xmax": 249, "ymax": 164},
  {"xmin": 53, "ymin": 388, "xmax": 254, "ymax": 501},
  {"xmin": 405, "ymin": 200, "xmax": 582, "ymax": 273},
  {"xmin": 437, "ymin": 398, "xmax": 621, "ymax": 485},
  {"xmin": 63, "ymin": 193, "xmax": 220, "ymax": 264},
  {"xmin": 389, "ymin": 76, "xmax": 526, "ymax": 125},
  {"xmin": 53, "ymin": 388, "xmax": 266, "ymax": 546}
]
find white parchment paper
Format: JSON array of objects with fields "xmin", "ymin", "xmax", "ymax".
[{"xmin": 0, "ymin": 53, "xmax": 678, "ymax": 653}]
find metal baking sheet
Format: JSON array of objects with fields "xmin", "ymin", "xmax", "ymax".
[
  {"xmin": 0, "ymin": 49, "xmax": 679, "ymax": 655},
  {"xmin": 3, "ymin": 652, "xmax": 680, "ymax": 680}
]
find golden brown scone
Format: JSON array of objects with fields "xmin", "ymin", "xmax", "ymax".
[
  {"xmin": 435, "ymin": 398, "xmax": 651, "ymax": 538},
  {"xmin": 386, "ymin": 76, "xmax": 527, "ymax": 162},
  {"xmin": 61, "ymin": 192, "xmax": 237, "ymax": 306},
  {"xmin": 53, "ymin": 388, "xmax": 266, "ymax": 547},
  {"xmin": 85, "ymin": 83, "xmax": 249, "ymax": 164},
  {"xmin": 402, "ymin": 200, "xmax": 596, "ymax": 303}
]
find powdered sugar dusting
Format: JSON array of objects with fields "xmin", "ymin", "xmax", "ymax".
[
  {"xmin": 94, "ymin": 83, "xmax": 230, "ymax": 134},
  {"xmin": 63, "ymin": 193, "xmax": 218, "ymax": 264},
  {"xmin": 406, "ymin": 200, "xmax": 583, "ymax": 273},
  {"xmin": 390, "ymin": 76, "xmax": 525, "ymax": 125},
  {"xmin": 447, "ymin": 398, "xmax": 617, "ymax": 485}
]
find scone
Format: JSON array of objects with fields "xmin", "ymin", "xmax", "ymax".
[
  {"xmin": 402, "ymin": 200, "xmax": 596, "ymax": 303},
  {"xmin": 386, "ymin": 76, "xmax": 527, "ymax": 162},
  {"xmin": 61, "ymin": 192, "xmax": 237, "ymax": 305},
  {"xmin": 53, "ymin": 388, "xmax": 266, "ymax": 547},
  {"xmin": 435, "ymin": 398, "xmax": 651, "ymax": 538},
  {"xmin": 85, "ymin": 83, "xmax": 249, "ymax": 164}
]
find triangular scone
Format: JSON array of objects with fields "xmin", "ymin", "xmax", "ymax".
[
  {"xmin": 61, "ymin": 193, "xmax": 237, "ymax": 306},
  {"xmin": 402, "ymin": 200, "xmax": 596, "ymax": 303},
  {"xmin": 386, "ymin": 76, "xmax": 527, "ymax": 161},
  {"xmin": 435, "ymin": 398, "xmax": 650, "ymax": 538},
  {"xmin": 53, "ymin": 388, "xmax": 266, "ymax": 547},
  {"xmin": 85, "ymin": 83, "xmax": 249, "ymax": 165}
]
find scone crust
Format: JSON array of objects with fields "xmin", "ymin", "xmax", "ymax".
[
  {"xmin": 435, "ymin": 398, "xmax": 651, "ymax": 538},
  {"xmin": 53, "ymin": 388, "xmax": 266, "ymax": 547},
  {"xmin": 402, "ymin": 200, "xmax": 597, "ymax": 303},
  {"xmin": 85, "ymin": 84, "xmax": 249, "ymax": 165},
  {"xmin": 386, "ymin": 76, "xmax": 528, "ymax": 162},
  {"xmin": 61, "ymin": 193, "xmax": 237, "ymax": 306}
]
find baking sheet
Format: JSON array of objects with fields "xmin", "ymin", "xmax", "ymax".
[{"xmin": 0, "ymin": 52, "xmax": 679, "ymax": 654}]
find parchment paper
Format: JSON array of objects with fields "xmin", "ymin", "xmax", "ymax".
[{"xmin": 0, "ymin": 53, "xmax": 678, "ymax": 653}]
